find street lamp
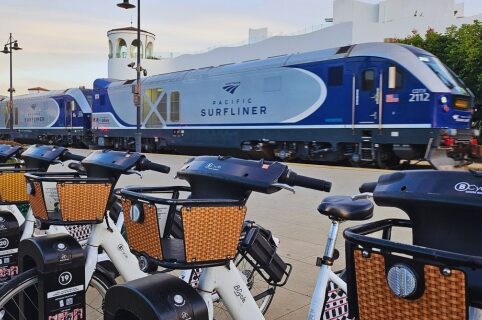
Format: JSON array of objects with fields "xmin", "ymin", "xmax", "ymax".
[
  {"xmin": 2, "ymin": 33, "xmax": 22, "ymax": 133},
  {"xmin": 117, "ymin": 0, "xmax": 143, "ymax": 153}
]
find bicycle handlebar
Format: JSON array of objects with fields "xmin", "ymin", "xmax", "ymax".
[
  {"xmin": 280, "ymin": 171, "xmax": 332, "ymax": 192},
  {"xmin": 136, "ymin": 158, "xmax": 170, "ymax": 174},
  {"xmin": 61, "ymin": 151, "xmax": 85, "ymax": 162},
  {"xmin": 359, "ymin": 182, "xmax": 377, "ymax": 193}
]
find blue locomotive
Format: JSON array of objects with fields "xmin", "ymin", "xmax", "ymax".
[
  {"xmin": 90, "ymin": 42, "xmax": 478, "ymax": 167},
  {"xmin": 0, "ymin": 88, "xmax": 92, "ymax": 145},
  {"xmin": 1, "ymin": 42, "xmax": 478, "ymax": 167}
]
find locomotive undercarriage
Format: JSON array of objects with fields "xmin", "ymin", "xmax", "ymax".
[
  {"xmin": 242, "ymin": 140, "xmax": 420, "ymax": 168},
  {"xmin": 0, "ymin": 129, "xmax": 92, "ymax": 148},
  {"xmin": 84, "ymin": 127, "xmax": 481, "ymax": 169}
]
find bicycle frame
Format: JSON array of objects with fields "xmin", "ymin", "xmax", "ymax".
[
  {"xmin": 307, "ymin": 215, "xmax": 482, "ymax": 320},
  {"xmin": 83, "ymin": 216, "xmax": 146, "ymax": 286},
  {"xmin": 307, "ymin": 220, "xmax": 347, "ymax": 320},
  {"xmin": 197, "ymin": 262, "xmax": 266, "ymax": 320},
  {"xmin": 16, "ymin": 201, "xmax": 270, "ymax": 319},
  {"xmin": 20, "ymin": 207, "xmax": 146, "ymax": 287}
]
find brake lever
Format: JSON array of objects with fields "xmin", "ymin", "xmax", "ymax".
[
  {"xmin": 270, "ymin": 183, "xmax": 295, "ymax": 194},
  {"xmin": 127, "ymin": 169, "xmax": 143, "ymax": 178},
  {"xmin": 351, "ymin": 193, "xmax": 373, "ymax": 200}
]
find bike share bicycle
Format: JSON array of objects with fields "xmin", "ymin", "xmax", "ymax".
[
  {"xmin": 0, "ymin": 148, "xmax": 171, "ymax": 320},
  {"xmin": 105, "ymin": 156, "xmax": 331, "ymax": 320},
  {"xmin": 0, "ymin": 144, "xmax": 87, "ymax": 287},
  {"xmin": 291, "ymin": 169, "xmax": 482, "ymax": 320},
  {"xmin": 343, "ymin": 170, "xmax": 482, "ymax": 320},
  {"xmin": 0, "ymin": 150, "xmax": 285, "ymax": 320}
]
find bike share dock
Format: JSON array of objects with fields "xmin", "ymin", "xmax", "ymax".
[{"xmin": 63, "ymin": 150, "xmax": 411, "ymax": 319}]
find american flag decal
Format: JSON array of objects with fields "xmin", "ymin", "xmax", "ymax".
[{"xmin": 385, "ymin": 94, "xmax": 400, "ymax": 103}]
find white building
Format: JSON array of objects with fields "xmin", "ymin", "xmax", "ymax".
[
  {"xmin": 107, "ymin": 27, "xmax": 159, "ymax": 80},
  {"xmin": 108, "ymin": 0, "xmax": 482, "ymax": 80}
]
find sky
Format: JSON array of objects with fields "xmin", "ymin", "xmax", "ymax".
[{"xmin": 0, "ymin": 0, "xmax": 481, "ymax": 95}]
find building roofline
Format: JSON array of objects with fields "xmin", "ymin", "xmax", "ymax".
[{"xmin": 108, "ymin": 27, "xmax": 155, "ymax": 37}]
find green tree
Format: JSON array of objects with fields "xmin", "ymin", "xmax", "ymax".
[{"xmin": 397, "ymin": 21, "xmax": 482, "ymax": 131}]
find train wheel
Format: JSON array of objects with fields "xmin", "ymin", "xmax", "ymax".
[{"xmin": 376, "ymin": 147, "xmax": 399, "ymax": 169}]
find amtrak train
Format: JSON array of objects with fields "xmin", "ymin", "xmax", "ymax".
[
  {"xmin": 90, "ymin": 42, "xmax": 477, "ymax": 167},
  {"xmin": 1, "ymin": 42, "xmax": 478, "ymax": 167},
  {"xmin": 0, "ymin": 88, "xmax": 92, "ymax": 145}
]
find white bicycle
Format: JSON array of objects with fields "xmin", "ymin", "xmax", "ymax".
[
  {"xmin": 0, "ymin": 149, "xmax": 278, "ymax": 320},
  {"xmin": 0, "ymin": 145, "xmax": 150, "ymax": 319},
  {"xmin": 104, "ymin": 156, "xmax": 330, "ymax": 320}
]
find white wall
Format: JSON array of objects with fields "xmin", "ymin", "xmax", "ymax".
[
  {"xmin": 249, "ymin": 28, "xmax": 269, "ymax": 44},
  {"xmin": 334, "ymin": 0, "xmax": 379, "ymax": 24},
  {"xmin": 126, "ymin": 22, "xmax": 353, "ymax": 77},
  {"xmin": 379, "ymin": 0, "xmax": 455, "ymax": 23}
]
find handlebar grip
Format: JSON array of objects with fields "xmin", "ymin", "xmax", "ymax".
[
  {"xmin": 61, "ymin": 151, "xmax": 85, "ymax": 162},
  {"xmin": 359, "ymin": 182, "xmax": 377, "ymax": 193},
  {"xmin": 138, "ymin": 159, "xmax": 170, "ymax": 174},
  {"xmin": 282, "ymin": 171, "xmax": 332, "ymax": 192}
]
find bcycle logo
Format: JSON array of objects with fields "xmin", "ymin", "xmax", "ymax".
[
  {"xmin": 454, "ymin": 182, "xmax": 482, "ymax": 195},
  {"xmin": 0, "ymin": 238, "xmax": 8, "ymax": 249}
]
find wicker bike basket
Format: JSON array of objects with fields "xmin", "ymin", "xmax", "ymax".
[
  {"xmin": 24, "ymin": 172, "xmax": 113, "ymax": 224},
  {"xmin": 120, "ymin": 186, "xmax": 247, "ymax": 268},
  {"xmin": 0, "ymin": 163, "xmax": 36, "ymax": 205},
  {"xmin": 343, "ymin": 219, "xmax": 481, "ymax": 320}
]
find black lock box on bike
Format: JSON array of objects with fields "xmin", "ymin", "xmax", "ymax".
[
  {"xmin": 17, "ymin": 234, "xmax": 85, "ymax": 320},
  {"xmin": 0, "ymin": 211, "xmax": 20, "ymax": 286}
]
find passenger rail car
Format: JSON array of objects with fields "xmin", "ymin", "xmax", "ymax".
[
  {"xmin": 91, "ymin": 42, "xmax": 478, "ymax": 167},
  {"xmin": 0, "ymin": 88, "xmax": 93, "ymax": 146}
]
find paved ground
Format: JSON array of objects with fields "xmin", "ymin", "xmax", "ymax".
[{"xmin": 70, "ymin": 150, "xmax": 412, "ymax": 320}]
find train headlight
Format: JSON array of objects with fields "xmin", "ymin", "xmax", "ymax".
[
  {"xmin": 453, "ymin": 98, "xmax": 470, "ymax": 110},
  {"xmin": 440, "ymin": 96, "xmax": 448, "ymax": 104},
  {"xmin": 387, "ymin": 264, "xmax": 418, "ymax": 298}
]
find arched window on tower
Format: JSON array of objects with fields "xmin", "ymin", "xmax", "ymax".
[
  {"xmin": 146, "ymin": 42, "xmax": 153, "ymax": 59},
  {"xmin": 109, "ymin": 40, "xmax": 113, "ymax": 59},
  {"xmin": 116, "ymin": 38, "xmax": 128, "ymax": 58},
  {"xmin": 130, "ymin": 39, "xmax": 144, "ymax": 59}
]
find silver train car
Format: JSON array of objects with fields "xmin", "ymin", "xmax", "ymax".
[{"xmin": 0, "ymin": 88, "xmax": 92, "ymax": 145}]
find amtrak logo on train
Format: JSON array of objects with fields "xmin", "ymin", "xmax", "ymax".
[{"xmin": 222, "ymin": 82, "xmax": 241, "ymax": 94}]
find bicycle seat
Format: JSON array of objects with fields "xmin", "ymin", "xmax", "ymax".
[{"xmin": 318, "ymin": 196, "xmax": 373, "ymax": 221}]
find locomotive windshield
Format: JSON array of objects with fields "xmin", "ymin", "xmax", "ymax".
[{"xmin": 418, "ymin": 56, "xmax": 469, "ymax": 95}]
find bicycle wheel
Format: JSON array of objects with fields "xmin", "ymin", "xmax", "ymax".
[
  {"xmin": 0, "ymin": 268, "xmax": 115, "ymax": 320},
  {"xmin": 212, "ymin": 254, "xmax": 275, "ymax": 319}
]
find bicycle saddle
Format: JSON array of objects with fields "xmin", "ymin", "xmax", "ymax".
[{"xmin": 318, "ymin": 196, "xmax": 373, "ymax": 221}]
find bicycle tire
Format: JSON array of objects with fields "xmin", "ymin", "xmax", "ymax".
[{"xmin": 0, "ymin": 268, "xmax": 116, "ymax": 320}]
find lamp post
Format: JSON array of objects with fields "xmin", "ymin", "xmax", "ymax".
[
  {"xmin": 117, "ymin": 0, "xmax": 143, "ymax": 153},
  {"xmin": 1, "ymin": 33, "xmax": 22, "ymax": 133}
]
